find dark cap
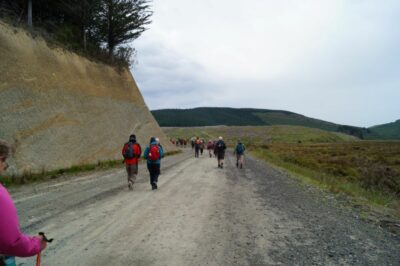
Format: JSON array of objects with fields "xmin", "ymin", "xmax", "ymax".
[{"xmin": 129, "ymin": 134, "xmax": 136, "ymax": 142}]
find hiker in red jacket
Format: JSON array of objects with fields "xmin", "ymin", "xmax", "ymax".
[
  {"xmin": 194, "ymin": 137, "xmax": 201, "ymax": 158},
  {"xmin": 122, "ymin": 134, "xmax": 142, "ymax": 190},
  {"xmin": 0, "ymin": 140, "xmax": 47, "ymax": 264},
  {"xmin": 207, "ymin": 140, "xmax": 214, "ymax": 158}
]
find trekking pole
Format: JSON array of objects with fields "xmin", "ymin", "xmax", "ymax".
[{"xmin": 36, "ymin": 232, "xmax": 54, "ymax": 266}]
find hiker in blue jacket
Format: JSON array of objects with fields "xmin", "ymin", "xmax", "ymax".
[
  {"xmin": 234, "ymin": 140, "xmax": 246, "ymax": 169},
  {"xmin": 144, "ymin": 137, "xmax": 164, "ymax": 190}
]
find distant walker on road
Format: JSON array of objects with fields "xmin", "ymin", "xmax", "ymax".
[{"xmin": 214, "ymin": 136, "xmax": 227, "ymax": 168}]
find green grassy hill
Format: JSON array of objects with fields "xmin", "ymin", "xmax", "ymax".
[
  {"xmin": 368, "ymin": 120, "xmax": 400, "ymax": 140},
  {"xmin": 152, "ymin": 107, "xmax": 370, "ymax": 139},
  {"xmin": 152, "ymin": 108, "xmax": 266, "ymax": 127}
]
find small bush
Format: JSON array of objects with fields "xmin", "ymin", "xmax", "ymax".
[{"xmin": 359, "ymin": 166, "xmax": 400, "ymax": 196}]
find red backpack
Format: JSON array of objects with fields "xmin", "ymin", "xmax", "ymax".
[{"xmin": 148, "ymin": 145, "xmax": 160, "ymax": 161}]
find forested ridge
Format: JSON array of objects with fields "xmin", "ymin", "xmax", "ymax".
[
  {"xmin": 151, "ymin": 107, "xmax": 399, "ymax": 140},
  {"xmin": 0, "ymin": 0, "xmax": 152, "ymax": 66}
]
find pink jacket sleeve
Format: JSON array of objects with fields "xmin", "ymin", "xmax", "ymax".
[{"xmin": 0, "ymin": 184, "xmax": 42, "ymax": 257}]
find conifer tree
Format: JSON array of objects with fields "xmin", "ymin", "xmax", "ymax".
[{"xmin": 95, "ymin": 0, "xmax": 152, "ymax": 56}]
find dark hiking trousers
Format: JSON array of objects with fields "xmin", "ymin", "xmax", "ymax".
[
  {"xmin": 147, "ymin": 163, "xmax": 160, "ymax": 187},
  {"xmin": 217, "ymin": 151, "xmax": 225, "ymax": 160}
]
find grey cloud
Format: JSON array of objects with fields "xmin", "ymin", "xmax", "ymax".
[
  {"xmin": 130, "ymin": 0, "xmax": 400, "ymax": 127},
  {"xmin": 132, "ymin": 43, "xmax": 217, "ymax": 109}
]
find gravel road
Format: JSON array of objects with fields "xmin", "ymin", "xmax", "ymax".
[{"xmin": 10, "ymin": 149, "xmax": 400, "ymax": 265}]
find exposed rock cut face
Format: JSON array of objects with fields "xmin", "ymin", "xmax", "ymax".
[{"xmin": 0, "ymin": 21, "xmax": 175, "ymax": 176}]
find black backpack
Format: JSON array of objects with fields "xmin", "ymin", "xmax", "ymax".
[
  {"xmin": 123, "ymin": 142, "xmax": 141, "ymax": 159},
  {"xmin": 216, "ymin": 140, "xmax": 225, "ymax": 150}
]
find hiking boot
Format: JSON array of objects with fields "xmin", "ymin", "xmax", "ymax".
[
  {"xmin": 236, "ymin": 162, "xmax": 239, "ymax": 168},
  {"xmin": 128, "ymin": 181, "xmax": 133, "ymax": 190}
]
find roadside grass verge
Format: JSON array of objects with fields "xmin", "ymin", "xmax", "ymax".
[
  {"xmin": 164, "ymin": 150, "xmax": 182, "ymax": 156},
  {"xmin": 0, "ymin": 159, "xmax": 123, "ymax": 187},
  {"xmin": 0, "ymin": 150, "xmax": 182, "ymax": 187},
  {"xmin": 252, "ymin": 142, "xmax": 400, "ymax": 214}
]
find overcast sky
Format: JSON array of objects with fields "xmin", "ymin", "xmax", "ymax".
[{"xmin": 131, "ymin": 0, "xmax": 400, "ymax": 127}]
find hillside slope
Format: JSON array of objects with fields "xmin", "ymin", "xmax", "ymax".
[
  {"xmin": 0, "ymin": 21, "xmax": 174, "ymax": 176},
  {"xmin": 152, "ymin": 108, "xmax": 336, "ymax": 128},
  {"xmin": 152, "ymin": 107, "xmax": 372, "ymax": 139},
  {"xmin": 368, "ymin": 120, "xmax": 400, "ymax": 140}
]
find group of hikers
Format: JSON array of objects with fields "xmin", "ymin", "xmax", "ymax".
[
  {"xmin": 0, "ymin": 135, "xmax": 166, "ymax": 265},
  {"xmin": 122, "ymin": 134, "xmax": 164, "ymax": 191},
  {"xmin": 0, "ymin": 134, "xmax": 245, "ymax": 264},
  {"xmin": 192, "ymin": 137, "xmax": 206, "ymax": 158},
  {"xmin": 192, "ymin": 136, "xmax": 246, "ymax": 169},
  {"xmin": 121, "ymin": 134, "xmax": 246, "ymax": 191},
  {"xmin": 170, "ymin": 138, "xmax": 188, "ymax": 148}
]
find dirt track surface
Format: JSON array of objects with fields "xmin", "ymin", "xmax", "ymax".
[{"xmin": 10, "ymin": 149, "xmax": 400, "ymax": 265}]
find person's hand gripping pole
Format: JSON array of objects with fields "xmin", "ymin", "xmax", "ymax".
[{"xmin": 36, "ymin": 232, "xmax": 53, "ymax": 266}]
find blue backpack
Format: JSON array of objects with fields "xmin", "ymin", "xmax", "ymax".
[{"xmin": 236, "ymin": 143, "xmax": 245, "ymax": 154}]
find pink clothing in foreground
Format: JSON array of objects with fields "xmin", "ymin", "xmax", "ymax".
[{"xmin": 0, "ymin": 184, "xmax": 41, "ymax": 257}]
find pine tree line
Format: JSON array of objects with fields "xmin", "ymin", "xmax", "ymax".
[{"xmin": 0, "ymin": 0, "xmax": 152, "ymax": 66}]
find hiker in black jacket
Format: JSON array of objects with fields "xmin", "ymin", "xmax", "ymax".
[{"xmin": 214, "ymin": 136, "xmax": 226, "ymax": 168}]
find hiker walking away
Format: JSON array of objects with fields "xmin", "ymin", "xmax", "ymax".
[
  {"xmin": 155, "ymin": 137, "xmax": 164, "ymax": 157},
  {"xmin": 194, "ymin": 137, "xmax": 201, "ymax": 158},
  {"xmin": 183, "ymin": 139, "xmax": 187, "ymax": 148},
  {"xmin": 191, "ymin": 137, "xmax": 195, "ymax": 150},
  {"xmin": 213, "ymin": 140, "xmax": 217, "ymax": 157},
  {"xmin": 206, "ymin": 140, "xmax": 214, "ymax": 158},
  {"xmin": 0, "ymin": 140, "xmax": 47, "ymax": 265},
  {"xmin": 155, "ymin": 137, "xmax": 165, "ymax": 175},
  {"xmin": 144, "ymin": 137, "xmax": 164, "ymax": 190},
  {"xmin": 122, "ymin": 134, "xmax": 142, "ymax": 190},
  {"xmin": 234, "ymin": 140, "xmax": 246, "ymax": 169},
  {"xmin": 214, "ymin": 136, "xmax": 227, "ymax": 168},
  {"xmin": 199, "ymin": 139, "xmax": 205, "ymax": 156}
]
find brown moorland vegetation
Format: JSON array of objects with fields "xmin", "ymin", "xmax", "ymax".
[{"xmin": 254, "ymin": 142, "xmax": 400, "ymax": 211}]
